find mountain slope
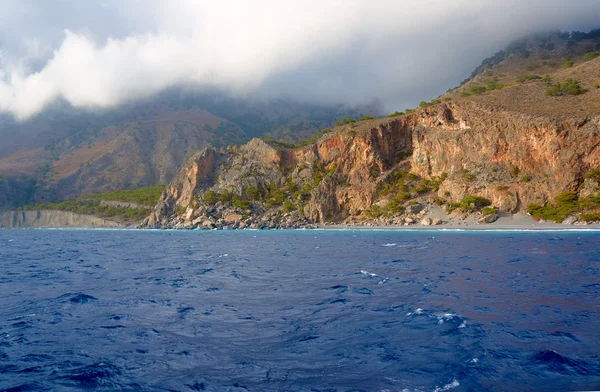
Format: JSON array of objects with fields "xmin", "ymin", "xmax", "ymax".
[
  {"xmin": 0, "ymin": 92, "xmax": 378, "ymax": 209},
  {"xmin": 143, "ymin": 31, "xmax": 600, "ymax": 228}
]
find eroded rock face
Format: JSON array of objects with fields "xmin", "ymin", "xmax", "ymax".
[
  {"xmin": 142, "ymin": 102, "xmax": 600, "ymax": 229},
  {"xmin": 413, "ymin": 104, "xmax": 600, "ymax": 211}
]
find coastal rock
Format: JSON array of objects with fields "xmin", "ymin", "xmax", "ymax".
[
  {"xmin": 224, "ymin": 213, "xmax": 243, "ymax": 224},
  {"xmin": 562, "ymin": 216, "xmax": 578, "ymax": 225},
  {"xmin": 478, "ymin": 213, "xmax": 499, "ymax": 224},
  {"xmin": 406, "ymin": 203, "xmax": 424, "ymax": 214},
  {"xmin": 432, "ymin": 218, "xmax": 443, "ymax": 225},
  {"xmin": 420, "ymin": 217, "xmax": 432, "ymax": 226}
]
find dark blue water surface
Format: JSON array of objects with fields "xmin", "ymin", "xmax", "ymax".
[{"xmin": 1, "ymin": 229, "xmax": 599, "ymax": 392}]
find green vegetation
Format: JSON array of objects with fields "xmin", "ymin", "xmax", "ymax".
[
  {"xmin": 283, "ymin": 199, "xmax": 296, "ymax": 212},
  {"xmin": 245, "ymin": 186, "xmax": 262, "ymax": 201},
  {"xmin": 581, "ymin": 213, "xmax": 600, "ymax": 222},
  {"xmin": 516, "ymin": 75, "xmax": 542, "ymax": 84},
  {"xmin": 335, "ymin": 118, "xmax": 357, "ymax": 126},
  {"xmin": 527, "ymin": 191, "xmax": 579, "ymax": 222},
  {"xmin": 19, "ymin": 184, "xmax": 167, "ymax": 222},
  {"xmin": 87, "ymin": 185, "xmax": 166, "ymax": 206},
  {"xmin": 546, "ymin": 78, "xmax": 587, "ymax": 96},
  {"xmin": 204, "ymin": 190, "xmax": 219, "ymax": 205},
  {"xmin": 232, "ymin": 196, "xmax": 251, "ymax": 210},
  {"xmin": 447, "ymin": 195, "xmax": 491, "ymax": 213},
  {"xmin": 461, "ymin": 85, "xmax": 487, "ymax": 96},
  {"xmin": 584, "ymin": 168, "xmax": 600, "ymax": 182},
  {"xmin": 259, "ymin": 137, "xmax": 296, "ymax": 149},
  {"xmin": 220, "ymin": 190, "xmax": 233, "ymax": 203},
  {"xmin": 527, "ymin": 189, "xmax": 600, "ymax": 223},
  {"xmin": 584, "ymin": 51, "xmax": 599, "ymax": 60},
  {"xmin": 264, "ymin": 182, "xmax": 286, "ymax": 208},
  {"xmin": 367, "ymin": 171, "xmax": 447, "ymax": 219},
  {"xmin": 419, "ymin": 99, "xmax": 442, "ymax": 108},
  {"xmin": 486, "ymin": 79, "xmax": 505, "ymax": 91},
  {"xmin": 510, "ymin": 165, "xmax": 520, "ymax": 177},
  {"xmin": 388, "ymin": 111, "xmax": 404, "ymax": 117},
  {"xmin": 359, "ymin": 116, "xmax": 374, "ymax": 121},
  {"xmin": 542, "ymin": 74, "xmax": 553, "ymax": 86},
  {"xmin": 461, "ymin": 169, "xmax": 475, "ymax": 181},
  {"xmin": 564, "ymin": 59, "xmax": 574, "ymax": 68},
  {"xmin": 526, "ymin": 63, "xmax": 542, "ymax": 71},
  {"xmin": 482, "ymin": 206, "xmax": 498, "ymax": 216}
]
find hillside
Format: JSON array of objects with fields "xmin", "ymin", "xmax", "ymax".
[
  {"xmin": 0, "ymin": 92, "xmax": 377, "ymax": 209},
  {"xmin": 142, "ymin": 30, "xmax": 600, "ymax": 229}
]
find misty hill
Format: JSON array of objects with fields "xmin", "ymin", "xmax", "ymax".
[
  {"xmin": 0, "ymin": 91, "xmax": 378, "ymax": 209},
  {"xmin": 141, "ymin": 30, "xmax": 600, "ymax": 229}
]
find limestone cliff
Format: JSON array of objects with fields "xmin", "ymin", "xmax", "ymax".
[
  {"xmin": 0, "ymin": 210, "xmax": 124, "ymax": 228},
  {"xmin": 141, "ymin": 101, "xmax": 600, "ymax": 229}
]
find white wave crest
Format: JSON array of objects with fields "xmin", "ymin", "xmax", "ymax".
[{"xmin": 433, "ymin": 379, "xmax": 460, "ymax": 392}]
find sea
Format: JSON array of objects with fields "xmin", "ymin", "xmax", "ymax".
[{"xmin": 0, "ymin": 229, "xmax": 599, "ymax": 392}]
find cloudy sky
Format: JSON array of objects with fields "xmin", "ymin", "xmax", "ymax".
[{"xmin": 0, "ymin": 0, "xmax": 598, "ymax": 120}]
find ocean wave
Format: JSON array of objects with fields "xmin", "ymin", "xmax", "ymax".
[{"xmin": 433, "ymin": 379, "xmax": 460, "ymax": 392}]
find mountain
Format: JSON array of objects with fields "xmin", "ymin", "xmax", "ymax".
[
  {"xmin": 0, "ymin": 91, "xmax": 379, "ymax": 209},
  {"xmin": 141, "ymin": 30, "xmax": 600, "ymax": 229}
]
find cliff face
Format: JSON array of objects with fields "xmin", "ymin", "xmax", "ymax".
[
  {"xmin": 0, "ymin": 210, "xmax": 124, "ymax": 228},
  {"xmin": 413, "ymin": 104, "xmax": 600, "ymax": 212},
  {"xmin": 142, "ymin": 101, "xmax": 600, "ymax": 229}
]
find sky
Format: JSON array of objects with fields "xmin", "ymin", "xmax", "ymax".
[{"xmin": 0, "ymin": 0, "xmax": 598, "ymax": 120}]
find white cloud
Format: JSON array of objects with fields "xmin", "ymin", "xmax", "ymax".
[{"xmin": 0, "ymin": 0, "xmax": 598, "ymax": 120}]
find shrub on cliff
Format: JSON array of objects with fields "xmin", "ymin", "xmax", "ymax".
[
  {"xmin": 516, "ymin": 75, "xmax": 542, "ymax": 84},
  {"xmin": 546, "ymin": 79, "xmax": 586, "ymax": 96},
  {"xmin": 204, "ymin": 190, "xmax": 218, "ymax": 205},
  {"xmin": 245, "ymin": 186, "xmax": 262, "ymax": 201},
  {"xmin": 232, "ymin": 196, "xmax": 251, "ymax": 210},
  {"xmin": 219, "ymin": 190, "xmax": 233, "ymax": 203},
  {"xmin": 482, "ymin": 206, "xmax": 498, "ymax": 216},
  {"xmin": 584, "ymin": 51, "xmax": 599, "ymax": 60},
  {"xmin": 542, "ymin": 75, "xmax": 552, "ymax": 86},
  {"xmin": 527, "ymin": 191, "xmax": 579, "ymax": 222},
  {"xmin": 335, "ymin": 118, "xmax": 356, "ymax": 127},
  {"xmin": 584, "ymin": 168, "xmax": 600, "ymax": 182},
  {"xmin": 86, "ymin": 184, "xmax": 166, "ymax": 206},
  {"xmin": 459, "ymin": 195, "xmax": 491, "ymax": 212},
  {"xmin": 283, "ymin": 200, "xmax": 296, "ymax": 212}
]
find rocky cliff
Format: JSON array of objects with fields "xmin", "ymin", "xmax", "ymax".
[
  {"xmin": 141, "ymin": 99, "xmax": 600, "ymax": 229},
  {"xmin": 0, "ymin": 210, "xmax": 124, "ymax": 228}
]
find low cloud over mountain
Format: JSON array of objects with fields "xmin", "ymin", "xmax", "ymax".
[{"xmin": 0, "ymin": 0, "xmax": 598, "ymax": 119}]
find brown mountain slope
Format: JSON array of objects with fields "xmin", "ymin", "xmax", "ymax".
[{"xmin": 0, "ymin": 96, "xmax": 376, "ymax": 209}]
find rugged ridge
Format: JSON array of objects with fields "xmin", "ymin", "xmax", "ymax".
[{"xmin": 142, "ymin": 101, "xmax": 600, "ymax": 229}]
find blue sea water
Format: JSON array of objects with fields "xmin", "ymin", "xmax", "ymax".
[{"xmin": 0, "ymin": 229, "xmax": 599, "ymax": 392}]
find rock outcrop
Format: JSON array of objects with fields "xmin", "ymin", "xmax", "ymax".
[{"xmin": 0, "ymin": 210, "xmax": 124, "ymax": 228}]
